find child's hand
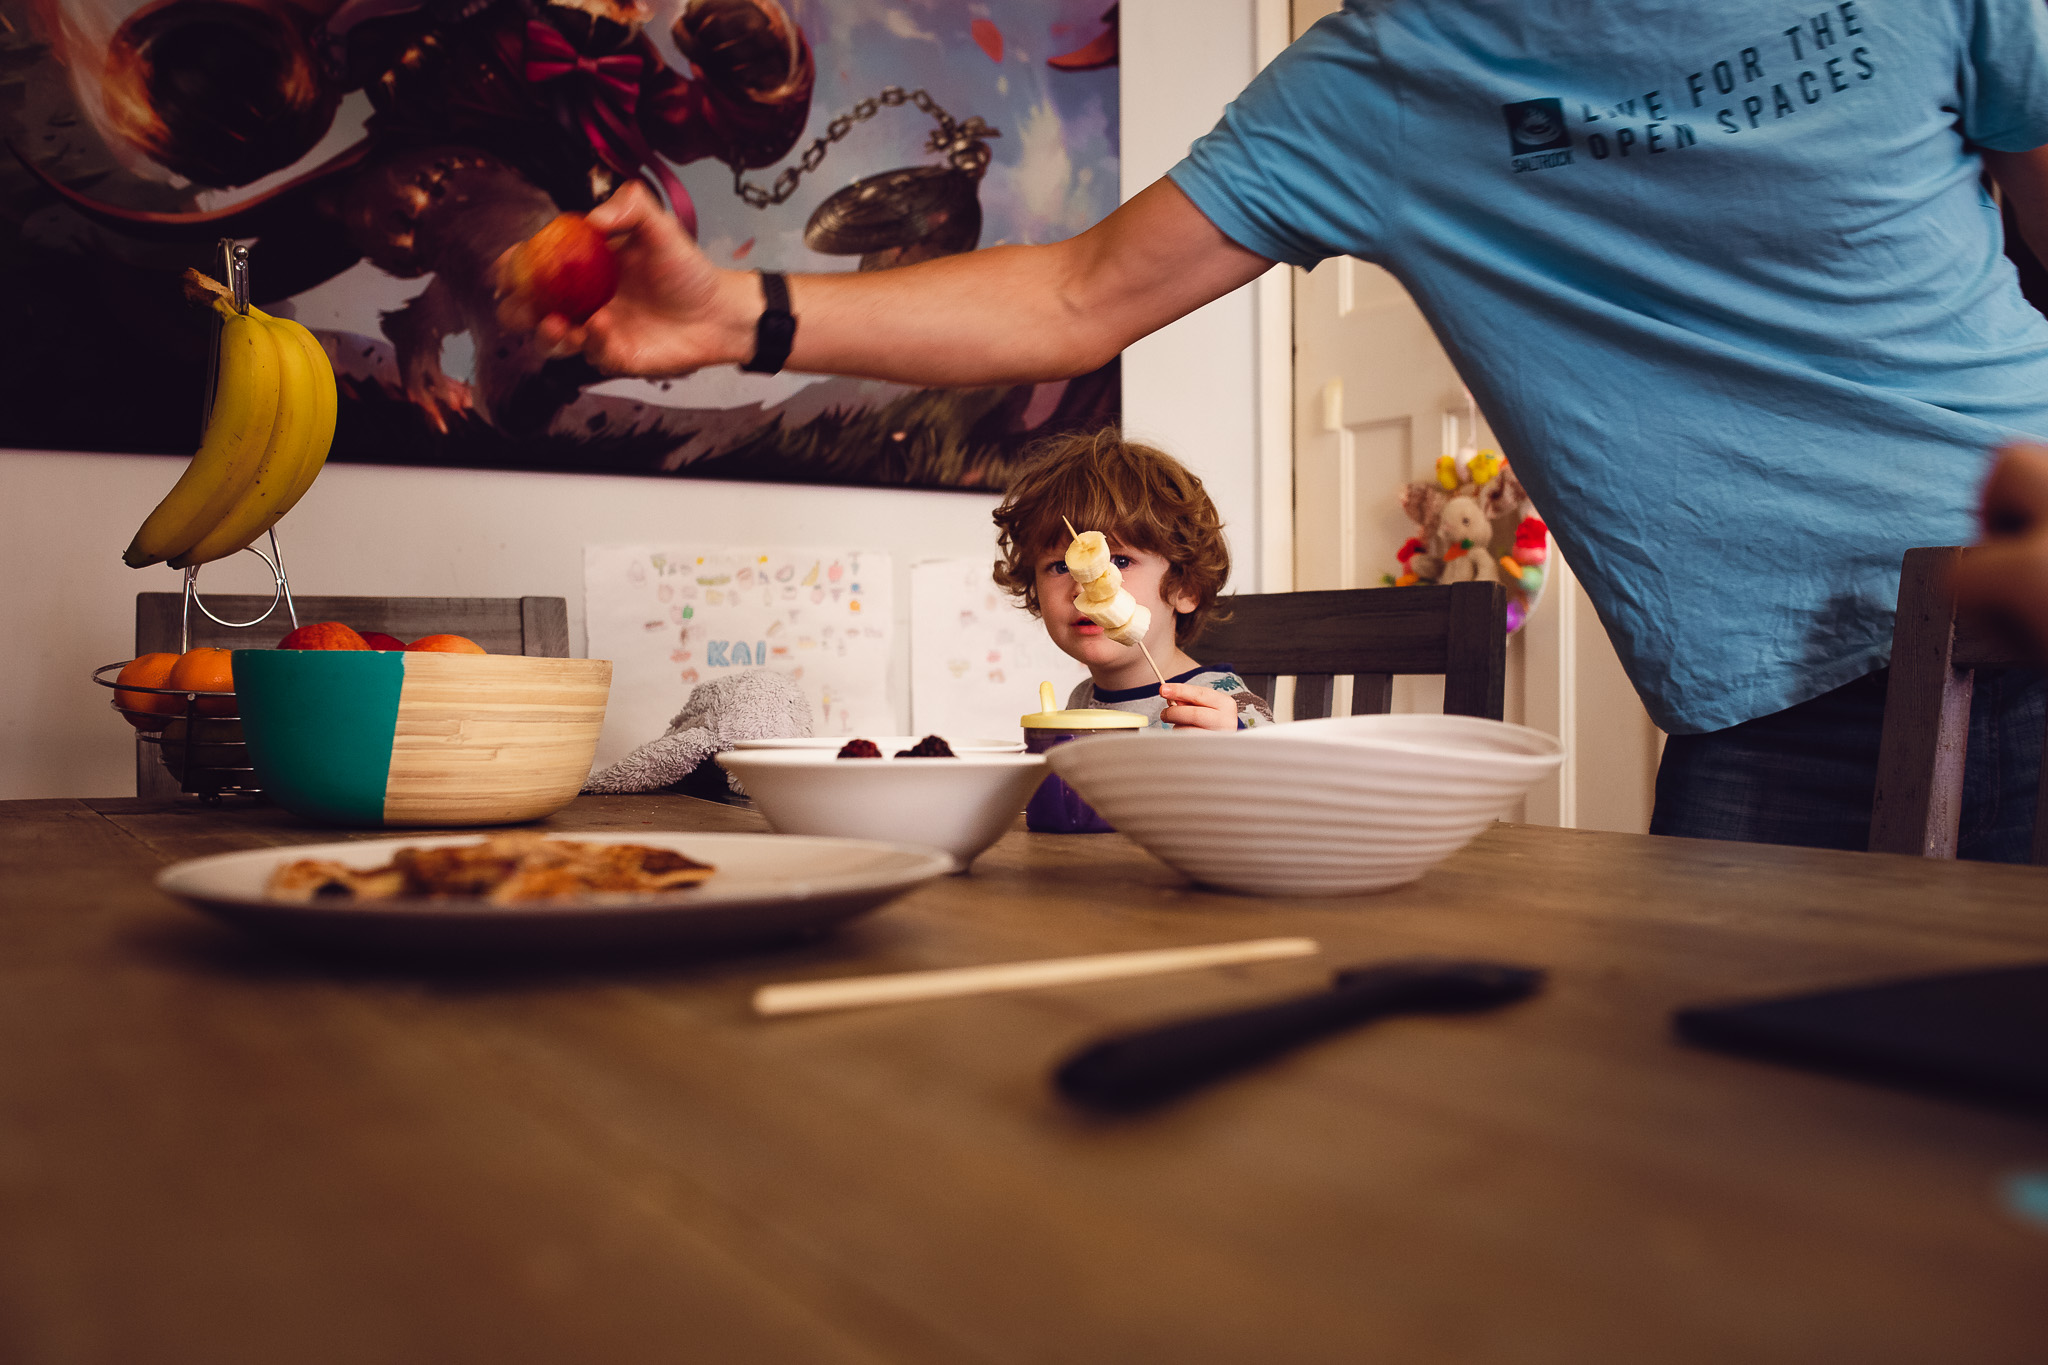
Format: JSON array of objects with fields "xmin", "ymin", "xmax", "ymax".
[{"xmin": 1159, "ymin": 682, "xmax": 1239, "ymax": 731}]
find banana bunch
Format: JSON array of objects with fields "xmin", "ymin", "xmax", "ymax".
[
  {"xmin": 1065, "ymin": 530, "xmax": 1151, "ymax": 646},
  {"xmin": 123, "ymin": 292, "xmax": 338, "ymax": 570}
]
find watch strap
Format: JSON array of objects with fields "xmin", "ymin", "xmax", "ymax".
[{"xmin": 740, "ymin": 271, "xmax": 796, "ymax": 374}]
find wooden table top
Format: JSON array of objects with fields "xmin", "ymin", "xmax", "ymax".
[{"xmin": 3, "ymin": 795, "xmax": 2045, "ymax": 1364}]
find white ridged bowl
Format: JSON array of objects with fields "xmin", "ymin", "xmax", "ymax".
[{"xmin": 1045, "ymin": 714, "xmax": 1563, "ymax": 896}]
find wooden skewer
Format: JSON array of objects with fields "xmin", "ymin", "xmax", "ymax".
[
  {"xmin": 753, "ymin": 937, "xmax": 1321, "ymax": 1017},
  {"xmin": 1063, "ymin": 515, "xmax": 1080, "ymax": 541},
  {"xmin": 1137, "ymin": 637, "xmax": 1169, "ymax": 688}
]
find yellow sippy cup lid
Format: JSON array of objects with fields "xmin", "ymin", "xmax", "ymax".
[{"xmin": 1021, "ymin": 679, "xmax": 1146, "ymax": 730}]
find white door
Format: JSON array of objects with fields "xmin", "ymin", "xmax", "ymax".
[{"xmin": 1288, "ymin": 0, "xmax": 1660, "ymax": 832}]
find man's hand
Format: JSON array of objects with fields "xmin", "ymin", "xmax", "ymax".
[
  {"xmin": 1951, "ymin": 442, "xmax": 2048, "ymax": 658},
  {"xmin": 494, "ymin": 183, "xmax": 756, "ymax": 379},
  {"xmin": 1159, "ymin": 682, "xmax": 1240, "ymax": 731}
]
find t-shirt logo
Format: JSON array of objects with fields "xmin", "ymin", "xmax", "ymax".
[{"xmin": 1503, "ymin": 99, "xmax": 1571, "ymax": 154}]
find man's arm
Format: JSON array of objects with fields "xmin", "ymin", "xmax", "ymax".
[{"xmin": 525, "ymin": 177, "xmax": 1276, "ymax": 387}]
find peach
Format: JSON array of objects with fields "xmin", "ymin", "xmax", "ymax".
[
  {"xmin": 406, "ymin": 634, "xmax": 487, "ymax": 654},
  {"xmin": 359, "ymin": 631, "xmax": 407, "ymax": 651},
  {"xmin": 279, "ymin": 622, "xmax": 369, "ymax": 650},
  {"xmin": 501, "ymin": 213, "xmax": 618, "ymax": 324}
]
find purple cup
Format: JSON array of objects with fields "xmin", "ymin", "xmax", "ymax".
[{"xmin": 1021, "ymin": 709, "xmax": 1145, "ymax": 833}]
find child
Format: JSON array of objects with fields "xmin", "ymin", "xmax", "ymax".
[{"xmin": 993, "ymin": 428, "xmax": 1275, "ymax": 730}]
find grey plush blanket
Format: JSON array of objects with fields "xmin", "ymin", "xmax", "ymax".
[{"xmin": 583, "ymin": 670, "xmax": 812, "ymax": 795}]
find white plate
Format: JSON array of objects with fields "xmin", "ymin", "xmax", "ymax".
[
  {"xmin": 728, "ymin": 735, "xmax": 1025, "ymax": 753},
  {"xmin": 155, "ymin": 833, "xmax": 953, "ymax": 957}
]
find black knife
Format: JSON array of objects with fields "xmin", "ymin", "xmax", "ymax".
[{"xmin": 1053, "ymin": 958, "xmax": 1546, "ymax": 1111}]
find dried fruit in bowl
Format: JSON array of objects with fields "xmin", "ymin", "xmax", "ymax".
[
  {"xmin": 895, "ymin": 735, "xmax": 957, "ymax": 758},
  {"xmin": 837, "ymin": 739, "xmax": 883, "ymax": 758}
]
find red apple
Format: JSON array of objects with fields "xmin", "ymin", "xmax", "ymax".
[
  {"xmin": 501, "ymin": 213, "xmax": 619, "ymax": 324},
  {"xmin": 278, "ymin": 622, "xmax": 369, "ymax": 650},
  {"xmin": 359, "ymin": 631, "xmax": 407, "ymax": 651},
  {"xmin": 406, "ymin": 634, "xmax": 487, "ymax": 654}
]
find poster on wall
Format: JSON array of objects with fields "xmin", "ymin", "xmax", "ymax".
[
  {"xmin": 908, "ymin": 556, "xmax": 1086, "ymax": 740},
  {"xmin": 583, "ymin": 541, "xmax": 891, "ymax": 770},
  {"xmin": 0, "ymin": 0, "xmax": 1120, "ymax": 491}
]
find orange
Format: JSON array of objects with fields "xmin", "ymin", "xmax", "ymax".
[
  {"xmin": 167, "ymin": 647, "xmax": 237, "ymax": 716},
  {"xmin": 406, "ymin": 634, "xmax": 487, "ymax": 654},
  {"xmin": 113, "ymin": 652, "xmax": 180, "ymax": 730},
  {"xmin": 278, "ymin": 621, "xmax": 368, "ymax": 650}
]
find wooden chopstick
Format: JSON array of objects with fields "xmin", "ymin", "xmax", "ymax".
[{"xmin": 753, "ymin": 938, "xmax": 1321, "ymax": 1017}]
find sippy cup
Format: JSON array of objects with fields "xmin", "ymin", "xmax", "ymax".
[{"xmin": 1021, "ymin": 680, "xmax": 1144, "ymax": 832}]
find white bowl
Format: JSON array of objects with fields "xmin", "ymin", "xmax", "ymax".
[
  {"xmin": 715, "ymin": 749, "xmax": 1048, "ymax": 871},
  {"xmin": 1046, "ymin": 714, "xmax": 1563, "ymax": 896},
  {"xmin": 727, "ymin": 734, "xmax": 1025, "ymax": 754}
]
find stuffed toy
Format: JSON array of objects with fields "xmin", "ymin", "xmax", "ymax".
[
  {"xmin": 1396, "ymin": 458, "xmax": 1525, "ymax": 585},
  {"xmin": 1389, "ymin": 453, "xmax": 1549, "ymax": 632}
]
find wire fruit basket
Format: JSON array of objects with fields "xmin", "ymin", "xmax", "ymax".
[
  {"xmin": 93, "ymin": 527, "xmax": 298, "ymax": 802},
  {"xmin": 93, "ymin": 662, "xmax": 255, "ymax": 798}
]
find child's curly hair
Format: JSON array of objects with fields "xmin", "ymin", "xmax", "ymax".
[{"xmin": 992, "ymin": 427, "xmax": 1231, "ymax": 644}]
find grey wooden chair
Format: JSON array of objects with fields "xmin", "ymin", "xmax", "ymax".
[
  {"xmin": 134, "ymin": 593, "xmax": 570, "ymax": 798},
  {"xmin": 1868, "ymin": 547, "xmax": 2047, "ymax": 861},
  {"xmin": 1187, "ymin": 583, "xmax": 1507, "ymax": 722}
]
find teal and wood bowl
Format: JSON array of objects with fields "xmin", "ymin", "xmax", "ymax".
[{"xmin": 231, "ymin": 650, "xmax": 612, "ymax": 827}]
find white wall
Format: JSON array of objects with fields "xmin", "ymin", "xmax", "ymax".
[
  {"xmin": 1120, "ymin": 0, "xmax": 1264, "ymax": 588},
  {"xmin": 0, "ymin": 0, "xmax": 1267, "ymax": 800}
]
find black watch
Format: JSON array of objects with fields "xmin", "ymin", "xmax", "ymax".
[{"xmin": 740, "ymin": 271, "xmax": 797, "ymax": 374}]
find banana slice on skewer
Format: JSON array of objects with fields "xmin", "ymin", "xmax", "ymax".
[
  {"xmin": 1062, "ymin": 522, "xmax": 1162, "ymax": 664},
  {"xmin": 1065, "ymin": 531, "xmax": 1116, "ymax": 582},
  {"xmin": 1102, "ymin": 606, "xmax": 1152, "ymax": 648}
]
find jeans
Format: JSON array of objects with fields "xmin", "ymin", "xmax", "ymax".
[{"xmin": 1650, "ymin": 668, "xmax": 2046, "ymax": 862}]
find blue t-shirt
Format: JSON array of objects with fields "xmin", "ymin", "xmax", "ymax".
[{"xmin": 1171, "ymin": 0, "xmax": 2048, "ymax": 732}]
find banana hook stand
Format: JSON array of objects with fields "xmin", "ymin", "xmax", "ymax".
[{"xmin": 182, "ymin": 237, "xmax": 299, "ymax": 653}]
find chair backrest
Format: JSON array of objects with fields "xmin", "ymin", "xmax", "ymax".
[
  {"xmin": 137, "ymin": 594, "xmax": 570, "ymax": 657},
  {"xmin": 134, "ymin": 594, "xmax": 570, "ymax": 797},
  {"xmin": 1187, "ymin": 583, "xmax": 1507, "ymax": 722},
  {"xmin": 1869, "ymin": 547, "xmax": 2044, "ymax": 860}
]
